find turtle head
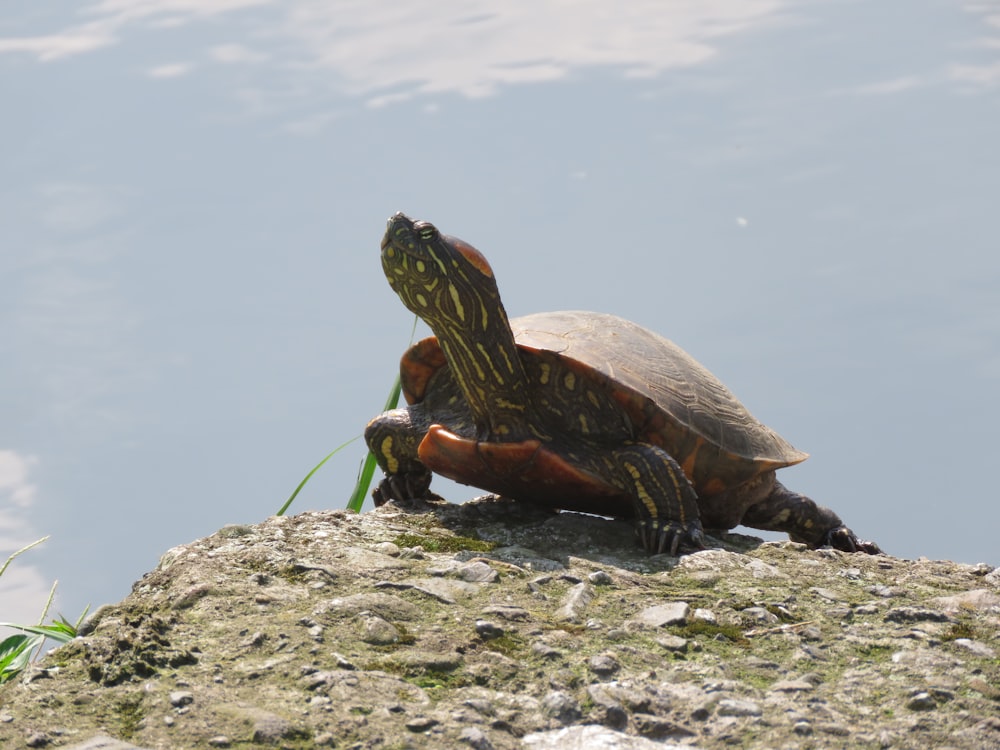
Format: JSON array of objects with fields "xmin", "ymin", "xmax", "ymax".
[
  {"xmin": 380, "ymin": 212, "xmax": 499, "ymax": 332},
  {"xmin": 380, "ymin": 212, "xmax": 534, "ymax": 438}
]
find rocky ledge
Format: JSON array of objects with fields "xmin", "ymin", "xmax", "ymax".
[{"xmin": 1, "ymin": 497, "xmax": 998, "ymax": 750}]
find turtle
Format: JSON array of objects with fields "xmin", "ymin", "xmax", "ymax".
[{"xmin": 364, "ymin": 212, "xmax": 881, "ymax": 556}]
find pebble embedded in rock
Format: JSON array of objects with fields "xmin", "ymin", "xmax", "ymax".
[
  {"xmin": 65, "ymin": 737, "xmax": 156, "ymax": 750},
  {"xmin": 169, "ymin": 690, "xmax": 194, "ymax": 707},
  {"xmin": 636, "ymin": 602, "xmax": 689, "ymax": 627},
  {"xmin": 404, "ymin": 716, "xmax": 439, "ymax": 732},
  {"xmin": 793, "ymin": 721, "xmax": 812, "ymax": 736},
  {"xmin": 692, "ymin": 608, "xmax": 716, "ymax": 624},
  {"xmin": 523, "ymin": 724, "xmax": 683, "ymax": 749},
  {"xmin": 531, "ymin": 641, "xmax": 562, "ymax": 659},
  {"xmin": 952, "ymin": 638, "xmax": 997, "ymax": 658},
  {"xmin": 716, "ymin": 698, "xmax": 762, "ymax": 717},
  {"xmin": 746, "ymin": 559, "xmax": 786, "ymax": 579},
  {"xmin": 555, "ymin": 581, "xmax": 594, "ymax": 623},
  {"xmin": 542, "ymin": 690, "xmax": 582, "ymax": 723},
  {"xmin": 657, "ymin": 635, "xmax": 688, "ymax": 653},
  {"xmin": 475, "ymin": 619, "xmax": 504, "ymax": 639},
  {"xmin": 458, "ymin": 726, "xmax": 495, "ymax": 750},
  {"xmin": 376, "ymin": 577, "xmax": 479, "ymax": 604},
  {"xmin": 770, "ymin": 679, "xmax": 815, "ymax": 692},
  {"xmin": 360, "ymin": 614, "xmax": 399, "ymax": 645},
  {"xmin": 906, "ymin": 692, "xmax": 937, "ymax": 711},
  {"xmin": 588, "ymin": 652, "xmax": 621, "ymax": 678},
  {"xmin": 457, "ymin": 561, "xmax": 500, "ymax": 583},
  {"xmin": 809, "ymin": 586, "xmax": 845, "ymax": 602},
  {"xmin": 885, "ymin": 607, "xmax": 951, "ymax": 623},
  {"xmin": 741, "ymin": 606, "xmax": 777, "ymax": 624},
  {"xmin": 481, "ymin": 606, "xmax": 529, "ymax": 624}
]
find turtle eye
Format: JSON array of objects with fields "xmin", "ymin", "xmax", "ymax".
[{"xmin": 418, "ymin": 224, "xmax": 438, "ymax": 242}]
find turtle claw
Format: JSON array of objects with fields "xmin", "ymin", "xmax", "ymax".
[
  {"xmin": 822, "ymin": 525, "xmax": 883, "ymax": 555},
  {"xmin": 636, "ymin": 519, "xmax": 706, "ymax": 556},
  {"xmin": 372, "ymin": 469, "xmax": 433, "ymax": 507}
]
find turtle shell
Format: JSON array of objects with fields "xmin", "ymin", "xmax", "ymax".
[{"xmin": 399, "ymin": 310, "xmax": 807, "ymax": 496}]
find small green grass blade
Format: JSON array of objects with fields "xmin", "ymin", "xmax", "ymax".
[
  {"xmin": 0, "ymin": 621, "xmax": 77, "ymax": 644},
  {"xmin": 280, "ymin": 316, "xmax": 415, "ymax": 516},
  {"xmin": 276, "ymin": 436, "xmax": 361, "ymax": 516},
  {"xmin": 0, "ymin": 633, "xmax": 36, "ymax": 684},
  {"xmin": 0, "ymin": 536, "xmax": 49, "ymax": 579},
  {"xmin": 346, "ymin": 373, "xmax": 402, "ymax": 513}
]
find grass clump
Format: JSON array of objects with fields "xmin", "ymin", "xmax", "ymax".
[
  {"xmin": 1, "ymin": 537, "xmax": 89, "ymax": 685},
  {"xmin": 676, "ymin": 619, "xmax": 748, "ymax": 645},
  {"xmin": 393, "ymin": 533, "xmax": 495, "ymax": 554},
  {"xmin": 940, "ymin": 621, "xmax": 977, "ymax": 642},
  {"xmin": 114, "ymin": 694, "xmax": 145, "ymax": 740},
  {"xmin": 479, "ymin": 632, "xmax": 526, "ymax": 658}
]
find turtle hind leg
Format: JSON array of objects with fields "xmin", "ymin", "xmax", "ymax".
[
  {"xmin": 364, "ymin": 408, "xmax": 434, "ymax": 506},
  {"xmin": 741, "ymin": 479, "xmax": 882, "ymax": 554},
  {"xmin": 610, "ymin": 443, "xmax": 706, "ymax": 555}
]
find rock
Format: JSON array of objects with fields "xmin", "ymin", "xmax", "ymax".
[
  {"xmin": 692, "ymin": 608, "xmax": 716, "ymax": 624},
  {"xmin": 716, "ymin": 698, "xmax": 762, "ymax": 717},
  {"xmin": 457, "ymin": 561, "xmax": 500, "ymax": 582},
  {"xmin": 770, "ymin": 678, "xmax": 815, "ymax": 692},
  {"xmin": 676, "ymin": 549, "xmax": 749, "ymax": 572},
  {"xmin": 952, "ymin": 638, "xmax": 996, "ymax": 658},
  {"xmin": 524, "ymin": 725, "xmax": 691, "ymax": 749},
  {"xmin": 588, "ymin": 652, "xmax": 621, "ymax": 678},
  {"xmin": 360, "ymin": 614, "xmax": 399, "ymax": 645},
  {"xmin": 315, "ymin": 591, "xmax": 421, "ymax": 621},
  {"xmin": 741, "ymin": 606, "xmax": 777, "ymax": 624},
  {"xmin": 474, "ymin": 619, "xmax": 504, "ymax": 639},
  {"xmin": 907, "ymin": 692, "xmax": 937, "ymax": 711},
  {"xmin": 555, "ymin": 581, "xmax": 594, "ymax": 622},
  {"xmin": 481, "ymin": 604, "xmax": 531, "ymax": 621},
  {"xmin": 542, "ymin": 690, "xmax": 582, "ymax": 723},
  {"xmin": 62, "ymin": 738, "xmax": 153, "ymax": 750},
  {"xmin": 885, "ymin": 606, "xmax": 951, "ymax": 623},
  {"xmin": 932, "ymin": 589, "xmax": 1000, "ymax": 612},
  {"xmin": 404, "ymin": 716, "xmax": 439, "ymax": 732},
  {"xmin": 589, "ymin": 570, "xmax": 614, "ymax": 585},
  {"xmin": 375, "ymin": 577, "xmax": 480, "ymax": 603},
  {"xmin": 168, "ymin": 690, "xmax": 194, "ymax": 707},
  {"xmin": 635, "ymin": 602, "xmax": 689, "ymax": 627},
  {"xmin": 458, "ymin": 726, "xmax": 495, "ymax": 749},
  {"xmin": 373, "ymin": 541, "xmax": 400, "ymax": 556},
  {"xmin": 0, "ymin": 503, "xmax": 996, "ymax": 750},
  {"xmin": 745, "ymin": 559, "xmax": 786, "ymax": 579},
  {"xmin": 657, "ymin": 634, "xmax": 689, "ymax": 652}
]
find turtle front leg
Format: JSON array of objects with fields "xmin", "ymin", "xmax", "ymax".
[
  {"xmin": 610, "ymin": 443, "xmax": 705, "ymax": 555},
  {"xmin": 741, "ymin": 480, "xmax": 882, "ymax": 554},
  {"xmin": 364, "ymin": 408, "xmax": 433, "ymax": 506}
]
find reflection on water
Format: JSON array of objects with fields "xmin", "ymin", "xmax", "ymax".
[{"xmin": 1, "ymin": 1, "xmax": 784, "ymax": 99}]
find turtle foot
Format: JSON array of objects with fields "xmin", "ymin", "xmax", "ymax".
[
  {"xmin": 821, "ymin": 525, "xmax": 882, "ymax": 555},
  {"xmin": 636, "ymin": 519, "xmax": 706, "ymax": 556},
  {"xmin": 372, "ymin": 469, "xmax": 433, "ymax": 507}
]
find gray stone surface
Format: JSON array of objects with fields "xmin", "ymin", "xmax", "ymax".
[{"xmin": 0, "ymin": 500, "xmax": 997, "ymax": 750}]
